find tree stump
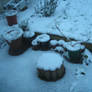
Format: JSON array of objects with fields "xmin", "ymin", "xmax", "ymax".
[{"xmin": 37, "ymin": 52, "xmax": 65, "ymax": 81}]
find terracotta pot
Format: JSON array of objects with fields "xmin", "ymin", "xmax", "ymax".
[{"xmin": 6, "ymin": 10, "xmax": 17, "ymax": 26}]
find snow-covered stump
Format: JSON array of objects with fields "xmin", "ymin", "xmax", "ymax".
[
  {"xmin": 66, "ymin": 41, "xmax": 85, "ymax": 64},
  {"xmin": 23, "ymin": 31, "xmax": 36, "ymax": 47},
  {"xmin": 3, "ymin": 27, "xmax": 28, "ymax": 56},
  {"xmin": 5, "ymin": 10, "xmax": 17, "ymax": 26},
  {"xmin": 37, "ymin": 52, "xmax": 65, "ymax": 81},
  {"xmin": 36, "ymin": 34, "xmax": 51, "ymax": 51}
]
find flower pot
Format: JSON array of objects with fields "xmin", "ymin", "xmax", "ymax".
[
  {"xmin": 3, "ymin": 26, "xmax": 28, "ymax": 56},
  {"xmin": 66, "ymin": 41, "xmax": 85, "ymax": 64},
  {"xmin": 36, "ymin": 34, "xmax": 51, "ymax": 51},
  {"xmin": 37, "ymin": 52, "xmax": 65, "ymax": 81},
  {"xmin": 5, "ymin": 10, "xmax": 17, "ymax": 26}
]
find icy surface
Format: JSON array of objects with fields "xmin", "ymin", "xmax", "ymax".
[{"xmin": 37, "ymin": 52, "xmax": 63, "ymax": 71}]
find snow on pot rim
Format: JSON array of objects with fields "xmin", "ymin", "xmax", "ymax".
[
  {"xmin": 5, "ymin": 10, "xmax": 17, "ymax": 16},
  {"xmin": 23, "ymin": 31, "xmax": 35, "ymax": 38},
  {"xmin": 3, "ymin": 27, "xmax": 23, "ymax": 42},
  {"xmin": 36, "ymin": 34, "xmax": 50, "ymax": 43},
  {"xmin": 37, "ymin": 52, "xmax": 63, "ymax": 71},
  {"xmin": 32, "ymin": 39, "xmax": 38, "ymax": 46},
  {"xmin": 50, "ymin": 40, "xmax": 58, "ymax": 46},
  {"xmin": 66, "ymin": 41, "xmax": 83, "ymax": 51}
]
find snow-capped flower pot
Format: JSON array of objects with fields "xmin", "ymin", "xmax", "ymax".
[
  {"xmin": 23, "ymin": 31, "xmax": 36, "ymax": 47},
  {"xmin": 3, "ymin": 27, "xmax": 28, "ymax": 56},
  {"xmin": 37, "ymin": 52, "xmax": 65, "ymax": 81},
  {"xmin": 5, "ymin": 10, "xmax": 17, "ymax": 26},
  {"xmin": 66, "ymin": 41, "xmax": 85, "ymax": 64},
  {"xmin": 36, "ymin": 34, "xmax": 51, "ymax": 51},
  {"xmin": 50, "ymin": 40, "xmax": 58, "ymax": 49}
]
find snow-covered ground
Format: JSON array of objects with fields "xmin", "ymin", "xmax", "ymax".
[
  {"xmin": 0, "ymin": 46, "xmax": 92, "ymax": 92},
  {"xmin": 0, "ymin": 0, "xmax": 92, "ymax": 42},
  {"xmin": 0, "ymin": 0, "xmax": 92, "ymax": 92}
]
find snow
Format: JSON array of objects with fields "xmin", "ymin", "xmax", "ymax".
[
  {"xmin": 54, "ymin": 46, "xmax": 64, "ymax": 52},
  {"xmin": 0, "ymin": 47, "xmax": 92, "ymax": 92},
  {"xmin": 0, "ymin": 0, "xmax": 92, "ymax": 91},
  {"xmin": 5, "ymin": 10, "xmax": 17, "ymax": 16},
  {"xmin": 50, "ymin": 40, "xmax": 58, "ymax": 46},
  {"xmin": 36, "ymin": 34, "xmax": 50, "ymax": 42},
  {"xmin": 23, "ymin": 31, "xmax": 35, "ymax": 38},
  {"xmin": 37, "ymin": 52, "xmax": 63, "ymax": 71},
  {"xmin": 3, "ymin": 26, "xmax": 23, "ymax": 42},
  {"xmin": 58, "ymin": 40, "xmax": 65, "ymax": 45},
  {"xmin": 65, "ymin": 41, "xmax": 84, "ymax": 51},
  {"xmin": 32, "ymin": 39, "xmax": 38, "ymax": 46}
]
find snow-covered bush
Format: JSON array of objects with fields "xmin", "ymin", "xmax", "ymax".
[{"xmin": 34, "ymin": 0, "xmax": 58, "ymax": 17}]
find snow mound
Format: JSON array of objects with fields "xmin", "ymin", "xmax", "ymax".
[
  {"xmin": 37, "ymin": 52, "xmax": 63, "ymax": 71},
  {"xmin": 23, "ymin": 31, "xmax": 35, "ymax": 38},
  {"xmin": 58, "ymin": 40, "xmax": 65, "ymax": 45},
  {"xmin": 55, "ymin": 46, "xmax": 64, "ymax": 52},
  {"xmin": 3, "ymin": 26, "xmax": 23, "ymax": 42},
  {"xmin": 36, "ymin": 34, "xmax": 50, "ymax": 42},
  {"xmin": 50, "ymin": 40, "xmax": 58, "ymax": 46}
]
